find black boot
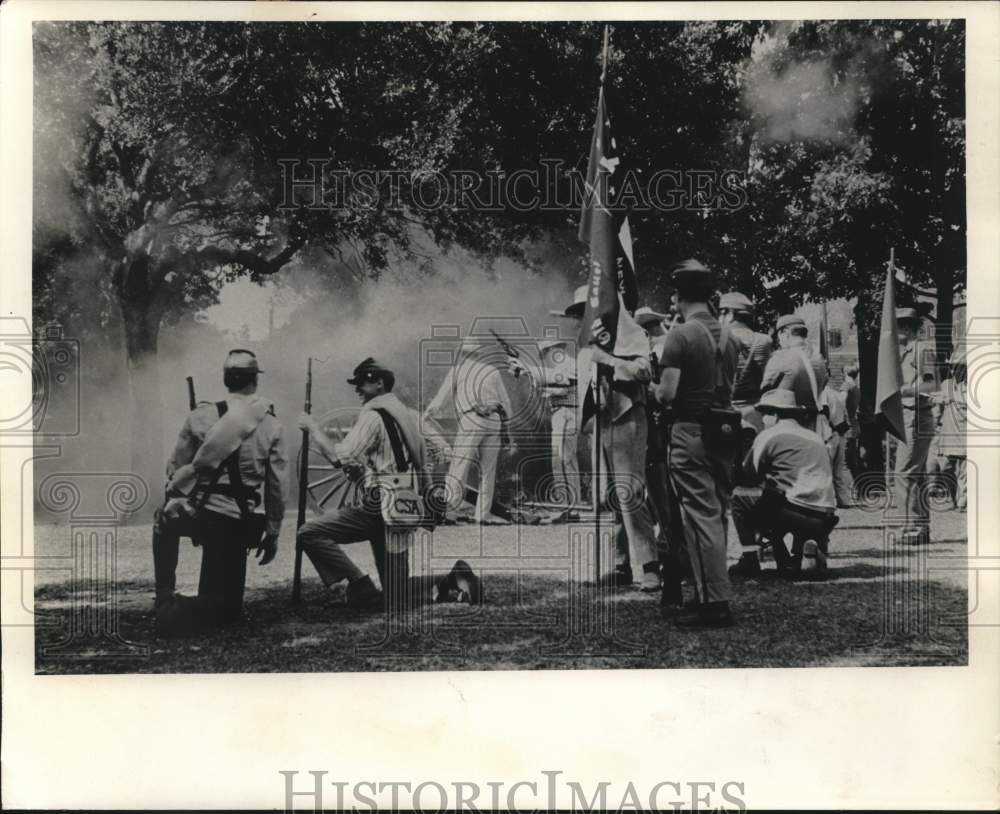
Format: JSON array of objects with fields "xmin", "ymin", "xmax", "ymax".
[
  {"xmin": 675, "ymin": 600, "xmax": 735, "ymax": 629},
  {"xmin": 346, "ymin": 575, "xmax": 384, "ymax": 610},
  {"xmin": 728, "ymin": 551, "xmax": 762, "ymax": 579},
  {"xmin": 152, "ymin": 512, "xmax": 180, "ymax": 610},
  {"xmin": 588, "ymin": 563, "xmax": 633, "ymax": 589}
]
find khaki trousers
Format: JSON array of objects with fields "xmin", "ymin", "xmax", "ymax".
[
  {"xmin": 600, "ymin": 404, "xmax": 658, "ymax": 570},
  {"xmin": 828, "ymin": 433, "xmax": 855, "ymax": 506},
  {"xmin": 893, "ymin": 406, "xmax": 935, "ymax": 531},
  {"xmin": 668, "ymin": 421, "xmax": 734, "ymax": 603},
  {"xmin": 446, "ymin": 413, "xmax": 502, "ymax": 521},
  {"xmin": 550, "ymin": 405, "xmax": 582, "ymax": 507}
]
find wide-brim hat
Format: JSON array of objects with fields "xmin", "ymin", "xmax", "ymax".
[
  {"xmin": 634, "ymin": 306, "xmax": 669, "ymax": 326},
  {"xmin": 756, "ymin": 389, "xmax": 804, "ymax": 414},
  {"xmin": 670, "ymin": 258, "xmax": 716, "ymax": 288},
  {"xmin": 776, "ymin": 314, "xmax": 806, "ymax": 332},
  {"xmin": 224, "ymin": 349, "xmax": 263, "ymax": 374},
  {"xmin": 896, "ymin": 307, "xmax": 922, "ymax": 325},
  {"xmin": 550, "ymin": 284, "xmax": 588, "ymax": 319},
  {"xmin": 538, "ymin": 338, "xmax": 571, "ymax": 352},
  {"xmin": 346, "ymin": 356, "xmax": 392, "ymax": 385}
]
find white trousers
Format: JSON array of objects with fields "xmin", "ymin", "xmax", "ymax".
[{"xmin": 446, "ymin": 413, "xmax": 501, "ymax": 521}]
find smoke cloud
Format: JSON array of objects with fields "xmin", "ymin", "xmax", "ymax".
[{"xmin": 744, "ymin": 27, "xmax": 875, "ymax": 143}]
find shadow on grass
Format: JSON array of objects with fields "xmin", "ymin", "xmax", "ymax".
[{"xmin": 35, "ymin": 571, "xmax": 967, "ymax": 674}]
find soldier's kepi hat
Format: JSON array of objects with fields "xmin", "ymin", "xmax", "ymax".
[
  {"xmin": 224, "ymin": 349, "xmax": 263, "ymax": 373},
  {"xmin": 896, "ymin": 307, "xmax": 922, "ymax": 325},
  {"xmin": 670, "ymin": 258, "xmax": 716, "ymax": 287},
  {"xmin": 719, "ymin": 292, "xmax": 755, "ymax": 314},
  {"xmin": 776, "ymin": 314, "xmax": 806, "ymax": 332},
  {"xmin": 756, "ymin": 389, "xmax": 803, "ymax": 414},
  {"xmin": 347, "ymin": 356, "xmax": 393, "ymax": 385},
  {"xmin": 550, "ymin": 284, "xmax": 588, "ymax": 319}
]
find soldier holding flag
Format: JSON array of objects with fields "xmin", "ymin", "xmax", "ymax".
[{"xmin": 575, "ymin": 31, "xmax": 661, "ymax": 591}]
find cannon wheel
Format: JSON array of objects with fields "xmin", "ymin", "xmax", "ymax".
[{"xmin": 295, "ymin": 408, "xmax": 366, "ymax": 513}]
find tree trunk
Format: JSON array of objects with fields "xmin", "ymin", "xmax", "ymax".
[
  {"xmin": 117, "ymin": 257, "xmax": 166, "ymax": 519},
  {"xmin": 932, "ymin": 265, "xmax": 955, "ymax": 368},
  {"xmin": 854, "ymin": 295, "xmax": 885, "ymax": 483}
]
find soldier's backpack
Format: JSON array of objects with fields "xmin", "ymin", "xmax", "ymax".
[{"xmin": 158, "ymin": 401, "xmax": 263, "ymax": 539}]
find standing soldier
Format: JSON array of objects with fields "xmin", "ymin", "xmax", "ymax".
[
  {"xmin": 654, "ymin": 259, "xmax": 741, "ymax": 627},
  {"xmin": 510, "ymin": 338, "xmax": 582, "ymax": 520},
  {"xmin": 761, "ymin": 314, "xmax": 829, "ymax": 434},
  {"xmin": 537, "ymin": 286, "xmax": 660, "ymax": 590},
  {"xmin": 634, "ymin": 305, "xmax": 674, "ymax": 583},
  {"xmin": 158, "ymin": 350, "xmax": 287, "ymax": 631},
  {"xmin": 841, "ymin": 364, "xmax": 862, "ymax": 476},
  {"xmin": 932, "ymin": 346, "xmax": 968, "ymax": 510},
  {"xmin": 424, "ymin": 338, "xmax": 513, "ymax": 525},
  {"xmin": 823, "ymin": 377, "xmax": 855, "ymax": 507},
  {"xmin": 719, "ymin": 291, "xmax": 774, "ymax": 576},
  {"xmin": 894, "ymin": 308, "xmax": 938, "ymax": 543},
  {"xmin": 718, "ymin": 291, "xmax": 773, "ymax": 434}
]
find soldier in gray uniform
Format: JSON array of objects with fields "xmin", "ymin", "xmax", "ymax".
[
  {"xmin": 158, "ymin": 350, "xmax": 288, "ymax": 630},
  {"xmin": 731, "ymin": 389, "xmax": 837, "ymax": 577},
  {"xmin": 893, "ymin": 308, "xmax": 938, "ymax": 544},
  {"xmin": 719, "ymin": 291, "xmax": 774, "ymax": 577},
  {"xmin": 761, "ymin": 314, "xmax": 828, "ymax": 433},
  {"xmin": 654, "ymin": 259, "xmax": 740, "ymax": 627},
  {"xmin": 718, "ymin": 291, "xmax": 773, "ymax": 434}
]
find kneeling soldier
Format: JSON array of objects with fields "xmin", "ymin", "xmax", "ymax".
[
  {"xmin": 157, "ymin": 350, "xmax": 287, "ymax": 632},
  {"xmin": 296, "ymin": 357, "xmax": 481, "ymax": 609},
  {"xmin": 730, "ymin": 389, "xmax": 837, "ymax": 577}
]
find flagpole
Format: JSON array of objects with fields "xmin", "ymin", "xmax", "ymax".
[
  {"xmin": 885, "ymin": 249, "xmax": 895, "ymax": 486},
  {"xmin": 594, "ymin": 362, "xmax": 601, "ymax": 582},
  {"xmin": 601, "ymin": 24, "xmax": 610, "ymax": 82},
  {"xmin": 822, "ymin": 300, "xmax": 829, "ymax": 361},
  {"xmin": 593, "ymin": 24, "xmax": 609, "ymax": 585}
]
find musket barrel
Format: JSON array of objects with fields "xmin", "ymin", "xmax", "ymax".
[{"xmin": 292, "ymin": 358, "xmax": 313, "ymax": 604}]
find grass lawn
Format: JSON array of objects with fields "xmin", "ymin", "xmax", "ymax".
[{"xmin": 33, "ymin": 507, "xmax": 968, "ymax": 673}]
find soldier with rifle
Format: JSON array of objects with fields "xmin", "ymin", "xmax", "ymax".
[
  {"xmin": 296, "ymin": 357, "xmax": 482, "ymax": 609},
  {"xmin": 155, "ymin": 350, "xmax": 287, "ymax": 633}
]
